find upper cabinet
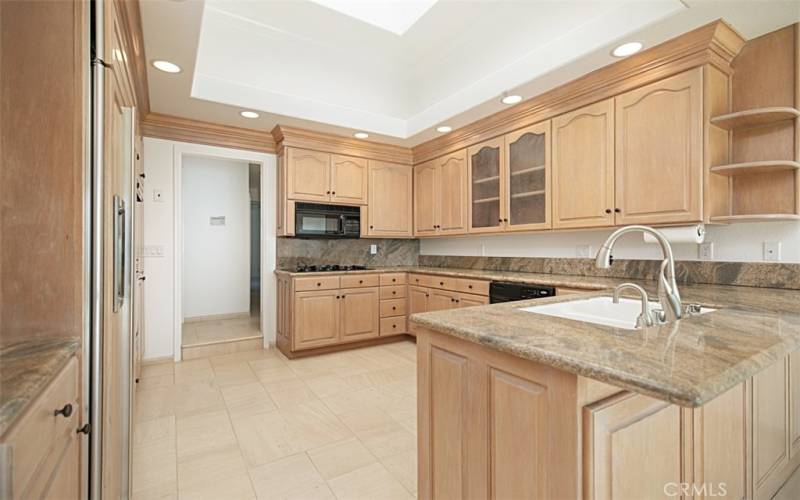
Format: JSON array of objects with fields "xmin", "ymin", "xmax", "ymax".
[
  {"xmin": 414, "ymin": 150, "xmax": 469, "ymax": 236},
  {"xmin": 286, "ymin": 148, "xmax": 368, "ymax": 205},
  {"xmin": 367, "ymin": 160, "xmax": 413, "ymax": 238},
  {"xmin": 468, "ymin": 138, "xmax": 505, "ymax": 233},
  {"xmin": 552, "ymin": 99, "xmax": 615, "ymax": 229},
  {"xmin": 504, "ymin": 121, "xmax": 551, "ymax": 232},
  {"xmin": 614, "ymin": 68, "xmax": 703, "ymax": 225}
]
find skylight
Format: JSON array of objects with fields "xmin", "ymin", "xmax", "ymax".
[{"xmin": 309, "ymin": 0, "xmax": 438, "ymax": 35}]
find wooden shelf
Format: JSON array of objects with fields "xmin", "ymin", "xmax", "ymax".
[
  {"xmin": 710, "ymin": 214, "xmax": 800, "ymax": 223},
  {"xmin": 473, "ymin": 196, "xmax": 500, "ymax": 204},
  {"xmin": 710, "ymin": 160, "xmax": 800, "ymax": 176},
  {"xmin": 710, "ymin": 107, "xmax": 800, "ymax": 130},
  {"xmin": 472, "ymin": 175, "xmax": 499, "ymax": 185},
  {"xmin": 511, "ymin": 165, "xmax": 545, "ymax": 176},
  {"xmin": 510, "ymin": 190, "xmax": 545, "ymax": 199}
]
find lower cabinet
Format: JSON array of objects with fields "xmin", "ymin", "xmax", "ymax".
[
  {"xmin": 340, "ymin": 288, "xmax": 380, "ymax": 342},
  {"xmin": 293, "ymin": 289, "xmax": 341, "ymax": 350}
]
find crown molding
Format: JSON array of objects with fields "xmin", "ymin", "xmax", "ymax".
[
  {"xmin": 142, "ymin": 113, "xmax": 277, "ymax": 153},
  {"xmin": 412, "ymin": 19, "xmax": 746, "ymax": 164},
  {"xmin": 114, "ymin": 0, "xmax": 150, "ymax": 115},
  {"xmin": 271, "ymin": 125, "xmax": 413, "ymax": 165}
]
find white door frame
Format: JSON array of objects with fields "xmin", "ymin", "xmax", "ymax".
[{"xmin": 172, "ymin": 143, "xmax": 276, "ymax": 361}]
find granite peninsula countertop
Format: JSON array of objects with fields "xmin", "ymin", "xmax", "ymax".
[
  {"xmin": 410, "ymin": 283, "xmax": 800, "ymax": 408},
  {"xmin": 0, "ymin": 337, "xmax": 81, "ymax": 436}
]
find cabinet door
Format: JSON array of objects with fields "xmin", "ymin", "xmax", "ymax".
[
  {"xmin": 615, "ymin": 68, "xmax": 702, "ymax": 224},
  {"xmin": 414, "ymin": 161, "xmax": 438, "ymax": 236},
  {"xmin": 287, "ymin": 148, "xmax": 331, "ymax": 202},
  {"xmin": 456, "ymin": 292, "xmax": 489, "ymax": 308},
  {"xmin": 553, "ymin": 99, "xmax": 615, "ymax": 229},
  {"xmin": 428, "ymin": 289, "xmax": 458, "ymax": 312},
  {"xmin": 293, "ymin": 289, "xmax": 340, "ymax": 350},
  {"xmin": 409, "ymin": 286, "xmax": 430, "ymax": 314},
  {"xmin": 468, "ymin": 138, "xmax": 505, "ymax": 233},
  {"xmin": 435, "ymin": 150, "xmax": 469, "ymax": 235},
  {"xmin": 368, "ymin": 161, "xmax": 413, "ymax": 237},
  {"xmin": 331, "ymin": 154, "xmax": 368, "ymax": 205},
  {"xmin": 340, "ymin": 287, "xmax": 380, "ymax": 342},
  {"xmin": 504, "ymin": 121, "xmax": 551, "ymax": 231},
  {"xmin": 753, "ymin": 357, "xmax": 790, "ymax": 500},
  {"xmin": 41, "ymin": 434, "xmax": 81, "ymax": 500}
]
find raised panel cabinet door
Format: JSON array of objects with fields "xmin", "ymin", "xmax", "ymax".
[
  {"xmin": 468, "ymin": 138, "xmax": 505, "ymax": 233},
  {"xmin": 340, "ymin": 287, "xmax": 380, "ymax": 342},
  {"xmin": 41, "ymin": 433, "xmax": 81, "ymax": 500},
  {"xmin": 287, "ymin": 148, "xmax": 331, "ymax": 202},
  {"xmin": 615, "ymin": 68, "xmax": 703, "ymax": 224},
  {"xmin": 791, "ymin": 351, "xmax": 800, "ymax": 458},
  {"xmin": 435, "ymin": 149, "xmax": 469, "ymax": 235},
  {"xmin": 456, "ymin": 292, "xmax": 489, "ymax": 308},
  {"xmin": 552, "ymin": 99, "xmax": 615, "ymax": 229},
  {"xmin": 414, "ymin": 161, "xmax": 438, "ymax": 235},
  {"xmin": 428, "ymin": 289, "xmax": 458, "ymax": 312},
  {"xmin": 504, "ymin": 121, "xmax": 552, "ymax": 231},
  {"xmin": 293, "ymin": 289, "xmax": 340, "ymax": 350},
  {"xmin": 368, "ymin": 161, "xmax": 413, "ymax": 237},
  {"xmin": 409, "ymin": 286, "xmax": 430, "ymax": 314},
  {"xmin": 753, "ymin": 357, "xmax": 790, "ymax": 500},
  {"xmin": 331, "ymin": 154, "xmax": 368, "ymax": 204},
  {"xmin": 583, "ymin": 392, "xmax": 684, "ymax": 500}
]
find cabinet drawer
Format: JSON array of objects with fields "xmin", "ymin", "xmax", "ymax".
[
  {"xmin": 380, "ymin": 273, "xmax": 407, "ymax": 286},
  {"xmin": 429, "ymin": 276, "xmax": 455, "ymax": 290},
  {"xmin": 380, "ymin": 285, "xmax": 407, "ymax": 300},
  {"xmin": 380, "ymin": 316, "xmax": 407, "ymax": 335},
  {"xmin": 340, "ymin": 274, "xmax": 380, "ymax": 289},
  {"xmin": 7, "ymin": 356, "xmax": 79, "ymax": 497},
  {"xmin": 380, "ymin": 298, "xmax": 407, "ymax": 317},
  {"xmin": 408, "ymin": 274, "xmax": 435, "ymax": 287},
  {"xmin": 453, "ymin": 278, "xmax": 489, "ymax": 296},
  {"xmin": 294, "ymin": 276, "xmax": 340, "ymax": 291}
]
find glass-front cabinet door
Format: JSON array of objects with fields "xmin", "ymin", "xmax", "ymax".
[
  {"xmin": 468, "ymin": 137, "xmax": 505, "ymax": 233},
  {"xmin": 504, "ymin": 121, "xmax": 551, "ymax": 231}
]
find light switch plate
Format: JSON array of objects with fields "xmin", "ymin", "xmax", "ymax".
[
  {"xmin": 143, "ymin": 245, "xmax": 164, "ymax": 257},
  {"xmin": 699, "ymin": 242, "xmax": 714, "ymax": 260},
  {"xmin": 763, "ymin": 241, "xmax": 781, "ymax": 261},
  {"xmin": 370, "ymin": 244, "xmax": 377, "ymax": 255}
]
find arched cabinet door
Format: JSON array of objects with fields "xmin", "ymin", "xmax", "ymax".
[
  {"xmin": 287, "ymin": 148, "xmax": 331, "ymax": 202},
  {"xmin": 468, "ymin": 137, "xmax": 505, "ymax": 233},
  {"xmin": 331, "ymin": 154, "xmax": 368, "ymax": 205},
  {"xmin": 504, "ymin": 121, "xmax": 552, "ymax": 231},
  {"xmin": 435, "ymin": 150, "xmax": 469, "ymax": 235},
  {"xmin": 414, "ymin": 160, "xmax": 438, "ymax": 236}
]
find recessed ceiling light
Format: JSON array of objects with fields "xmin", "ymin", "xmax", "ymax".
[
  {"xmin": 436, "ymin": 126, "xmax": 452, "ymax": 133},
  {"xmin": 611, "ymin": 42, "xmax": 643, "ymax": 58},
  {"xmin": 354, "ymin": 132, "xmax": 369, "ymax": 139},
  {"xmin": 240, "ymin": 111, "xmax": 259, "ymax": 119},
  {"xmin": 501, "ymin": 94, "xmax": 522, "ymax": 105},
  {"xmin": 152, "ymin": 60, "xmax": 181, "ymax": 73}
]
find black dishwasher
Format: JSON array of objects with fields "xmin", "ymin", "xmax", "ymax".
[{"xmin": 489, "ymin": 282, "xmax": 556, "ymax": 304}]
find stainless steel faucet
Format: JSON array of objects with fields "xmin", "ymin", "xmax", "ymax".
[
  {"xmin": 596, "ymin": 225, "xmax": 683, "ymax": 323},
  {"xmin": 612, "ymin": 283, "xmax": 655, "ymax": 328}
]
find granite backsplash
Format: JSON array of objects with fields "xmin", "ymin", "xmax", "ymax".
[
  {"xmin": 418, "ymin": 255, "xmax": 800, "ymax": 290},
  {"xmin": 277, "ymin": 238, "xmax": 419, "ymax": 269}
]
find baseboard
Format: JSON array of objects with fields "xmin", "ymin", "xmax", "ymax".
[
  {"xmin": 142, "ymin": 355, "xmax": 174, "ymax": 365},
  {"xmin": 183, "ymin": 311, "xmax": 250, "ymax": 323},
  {"xmin": 181, "ymin": 336, "xmax": 263, "ymax": 360}
]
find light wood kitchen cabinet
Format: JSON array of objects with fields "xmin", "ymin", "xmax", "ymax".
[
  {"xmin": 615, "ymin": 68, "xmax": 703, "ymax": 224},
  {"xmin": 468, "ymin": 137, "xmax": 505, "ymax": 233},
  {"xmin": 409, "ymin": 286, "xmax": 430, "ymax": 314},
  {"xmin": 414, "ymin": 160, "xmax": 438, "ymax": 235},
  {"xmin": 428, "ymin": 289, "xmax": 458, "ymax": 311},
  {"xmin": 293, "ymin": 289, "xmax": 341, "ymax": 349},
  {"xmin": 753, "ymin": 356, "xmax": 791, "ymax": 500},
  {"xmin": 367, "ymin": 160, "xmax": 413, "ymax": 237},
  {"xmin": 456, "ymin": 292, "xmax": 489, "ymax": 308},
  {"xmin": 553, "ymin": 99, "xmax": 615, "ymax": 229},
  {"xmin": 414, "ymin": 150, "xmax": 469, "ymax": 236},
  {"xmin": 286, "ymin": 148, "xmax": 368, "ymax": 205},
  {"xmin": 504, "ymin": 121, "xmax": 552, "ymax": 231},
  {"xmin": 340, "ymin": 287, "xmax": 380, "ymax": 342},
  {"xmin": 331, "ymin": 154, "xmax": 368, "ymax": 204}
]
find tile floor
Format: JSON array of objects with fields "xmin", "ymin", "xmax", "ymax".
[
  {"xmin": 182, "ymin": 316, "xmax": 261, "ymax": 347},
  {"xmin": 132, "ymin": 339, "xmax": 418, "ymax": 500}
]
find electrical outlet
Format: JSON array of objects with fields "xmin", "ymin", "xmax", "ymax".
[
  {"xmin": 370, "ymin": 244, "xmax": 377, "ymax": 255},
  {"xmin": 576, "ymin": 245, "xmax": 593, "ymax": 258},
  {"xmin": 699, "ymin": 242, "xmax": 714, "ymax": 260},
  {"xmin": 763, "ymin": 241, "xmax": 781, "ymax": 262},
  {"xmin": 153, "ymin": 189, "xmax": 164, "ymax": 202}
]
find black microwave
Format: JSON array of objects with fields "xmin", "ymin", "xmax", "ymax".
[{"xmin": 295, "ymin": 202, "xmax": 361, "ymax": 238}]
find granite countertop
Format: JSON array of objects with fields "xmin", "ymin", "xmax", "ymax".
[
  {"xmin": 0, "ymin": 337, "xmax": 81, "ymax": 436},
  {"xmin": 410, "ymin": 283, "xmax": 800, "ymax": 407}
]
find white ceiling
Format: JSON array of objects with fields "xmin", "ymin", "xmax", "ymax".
[{"xmin": 140, "ymin": 0, "xmax": 800, "ymax": 147}]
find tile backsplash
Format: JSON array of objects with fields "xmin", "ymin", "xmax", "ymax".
[{"xmin": 277, "ymin": 238, "xmax": 419, "ymax": 269}]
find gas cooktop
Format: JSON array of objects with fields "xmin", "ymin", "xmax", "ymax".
[{"xmin": 294, "ymin": 264, "xmax": 370, "ymax": 273}]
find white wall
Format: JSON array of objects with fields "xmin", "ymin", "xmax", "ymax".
[
  {"xmin": 143, "ymin": 138, "xmax": 276, "ymax": 361},
  {"xmin": 420, "ymin": 222, "xmax": 800, "ymax": 263},
  {"xmin": 182, "ymin": 156, "xmax": 250, "ymax": 319}
]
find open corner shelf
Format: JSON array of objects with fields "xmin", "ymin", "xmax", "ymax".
[
  {"xmin": 710, "ymin": 107, "xmax": 800, "ymax": 130},
  {"xmin": 710, "ymin": 160, "xmax": 800, "ymax": 177},
  {"xmin": 709, "ymin": 214, "xmax": 800, "ymax": 224}
]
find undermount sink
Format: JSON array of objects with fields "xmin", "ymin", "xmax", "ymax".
[{"xmin": 519, "ymin": 296, "xmax": 715, "ymax": 330}]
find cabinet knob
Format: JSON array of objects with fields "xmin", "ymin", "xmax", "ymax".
[
  {"xmin": 468, "ymin": 285, "xmax": 473, "ymax": 289},
  {"xmin": 326, "ymin": 190, "xmax": 331, "ymax": 194},
  {"xmin": 336, "ymin": 295, "xmax": 340, "ymax": 299},
  {"xmin": 450, "ymin": 298, "xmax": 455, "ymax": 302},
  {"xmin": 392, "ymin": 278, "xmax": 396, "ymax": 282},
  {"xmin": 605, "ymin": 209, "xmax": 612, "ymax": 214},
  {"xmin": 503, "ymin": 218, "xmax": 508, "ymax": 222},
  {"xmin": 439, "ymin": 282, "xmax": 444, "ymax": 286},
  {"xmin": 498, "ymin": 218, "xmax": 503, "ymax": 223},
  {"xmin": 76, "ymin": 423, "xmax": 91, "ymax": 435},
  {"xmin": 317, "ymin": 282, "xmax": 322, "ymax": 287},
  {"xmin": 392, "ymin": 324, "xmax": 397, "ymax": 328},
  {"xmin": 341, "ymin": 294, "xmax": 346, "ymax": 298},
  {"xmin": 369, "ymin": 226, "xmax": 374, "ymax": 229},
  {"xmin": 614, "ymin": 208, "xmax": 621, "ymax": 213},
  {"xmin": 54, "ymin": 403, "xmax": 73, "ymax": 418},
  {"xmin": 332, "ymin": 191, "xmax": 336, "ymax": 195},
  {"xmin": 425, "ymin": 293, "xmax": 429, "ymax": 297},
  {"xmin": 392, "ymin": 291, "xmax": 396, "ymax": 295},
  {"xmin": 392, "ymin": 306, "xmax": 397, "ymax": 311},
  {"xmin": 359, "ymin": 280, "xmax": 363, "ymax": 284}
]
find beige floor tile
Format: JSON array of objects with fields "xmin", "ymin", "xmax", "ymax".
[
  {"xmin": 142, "ymin": 361, "xmax": 175, "ymax": 378},
  {"xmin": 320, "ymin": 387, "xmax": 394, "ymax": 416},
  {"xmin": 178, "ymin": 444, "xmax": 255, "ymax": 500},
  {"xmin": 266, "ymin": 378, "xmax": 319, "ymax": 408},
  {"xmin": 132, "ymin": 481, "xmax": 178, "ymax": 500},
  {"xmin": 327, "ymin": 462, "xmax": 414, "ymax": 500},
  {"xmin": 176, "ymin": 410, "xmax": 237, "ymax": 458},
  {"xmin": 212, "ymin": 362, "xmax": 259, "ymax": 387},
  {"xmin": 138, "ymin": 373, "xmax": 175, "ymax": 390},
  {"xmin": 173, "ymin": 380, "xmax": 225, "ymax": 418},
  {"xmin": 174, "ymin": 365, "xmax": 215, "ymax": 386},
  {"xmin": 248, "ymin": 355, "xmax": 288, "ymax": 372},
  {"xmin": 221, "ymin": 382, "xmax": 277, "ymax": 418},
  {"xmin": 209, "ymin": 348, "xmax": 273, "ymax": 367},
  {"xmin": 279, "ymin": 400, "xmax": 353, "ymax": 453},
  {"xmin": 380, "ymin": 450, "xmax": 418, "ymax": 495},
  {"xmin": 134, "ymin": 415, "xmax": 175, "ymax": 448},
  {"xmin": 136, "ymin": 386, "xmax": 177, "ymax": 422},
  {"xmin": 248, "ymin": 453, "xmax": 331, "ymax": 500},
  {"xmin": 132, "ymin": 437, "xmax": 177, "ymax": 494},
  {"xmin": 254, "ymin": 364, "xmax": 299, "ymax": 390},
  {"xmin": 338, "ymin": 408, "xmax": 415, "ymax": 459},
  {"xmin": 231, "ymin": 410, "xmax": 298, "ymax": 467},
  {"xmin": 306, "ymin": 437, "xmax": 377, "ymax": 480}
]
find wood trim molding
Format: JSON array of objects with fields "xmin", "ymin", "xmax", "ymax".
[
  {"xmin": 411, "ymin": 20, "xmax": 746, "ymax": 164},
  {"xmin": 141, "ymin": 113, "xmax": 277, "ymax": 153},
  {"xmin": 113, "ymin": 0, "xmax": 150, "ymax": 115},
  {"xmin": 272, "ymin": 125, "xmax": 413, "ymax": 165}
]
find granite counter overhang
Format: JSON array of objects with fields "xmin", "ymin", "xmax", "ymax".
[{"xmin": 410, "ymin": 283, "xmax": 800, "ymax": 408}]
